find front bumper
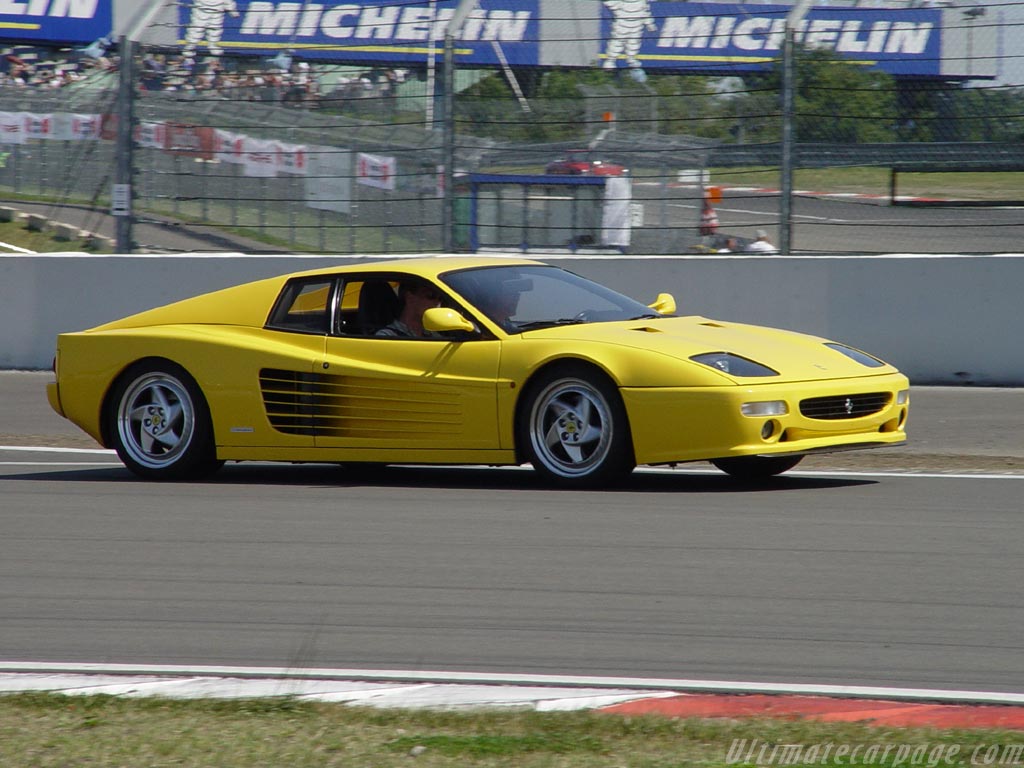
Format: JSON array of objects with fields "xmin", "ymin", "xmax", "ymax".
[
  {"xmin": 622, "ymin": 373, "xmax": 909, "ymax": 466},
  {"xmin": 46, "ymin": 380, "xmax": 64, "ymax": 418}
]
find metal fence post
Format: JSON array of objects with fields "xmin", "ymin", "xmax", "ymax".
[
  {"xmin": 441, "ymin": 0, "xmax": 478, "ymax": 254},
  {"xmin": 442, "ymin": 30, "xmax": 455, "ymax": 253},
  {"xmin": 114, "ymin": 36, "xmax": 136, "ymax": 253},
  {"xmin": 780, "ymin": 1, "xmax": 811, "ymax": 256}
]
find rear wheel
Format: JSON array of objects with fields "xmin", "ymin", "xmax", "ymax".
[
  {"xmin": 519, "ymin": 364, "xmax": 634, "ymax": 487},
  {"xmin": 108, "ymin": 360, "xmax": 222, "ymax": 481},
  {"xmin": 711, "ymin": 455, "xmax": 803, "ymax": 480}
]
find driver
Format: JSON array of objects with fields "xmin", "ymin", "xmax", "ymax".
[{"xmin": 376, "ymin": 281, "xmax": 444, "ymax": 338}]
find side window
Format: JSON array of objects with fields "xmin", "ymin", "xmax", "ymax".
[
  {"xmin": 335, "ymin": 276, "xmax": 479, "ymax": 340},
  {"xmin": 266, "ymin": 279, "xmax": 333, "ymax": 334},
  {"xmin": 328, "ymin": 279, "xmax": 402, "ymax": 337},
  {"xmin": 351, "ymin": 279, "xmax": 402, "ymax": 337}
]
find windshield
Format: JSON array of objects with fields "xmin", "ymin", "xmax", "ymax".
[{"xmin": 440, "ymin": 265, "xmax": 665, "ymax": 333}]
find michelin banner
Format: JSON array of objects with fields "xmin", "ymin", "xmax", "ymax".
[
  {"xmin": 175, "ymin": 0, "xmax": 944, "ymax": 77},
  {"xmin": 0, "ymin": 0, "xmax": 112, "ymax": 45},
  {"xmin": 608, "ymin": 2, "xmax": 943, "ymax": 77},
  {"xmin": 177, "ymin": 0, "xmax": 536, "ymax": 65}
]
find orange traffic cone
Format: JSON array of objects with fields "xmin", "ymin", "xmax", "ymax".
[{"xmin": 700, "ymin": 198, "xmax": 719, "ymax": 236}]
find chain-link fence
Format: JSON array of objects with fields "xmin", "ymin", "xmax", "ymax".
[
  {"xmin": 0, "ymin": 0, "xmax": 1022, "ymax": 255},
  {"xmin": 133, "ymin": 87, "xmax": 452, "ymax": 253}
]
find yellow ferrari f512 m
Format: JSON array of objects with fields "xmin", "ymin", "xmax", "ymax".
[{"xmin": 48, "ymin": 257, "xmax": 909, "ymax": 486}]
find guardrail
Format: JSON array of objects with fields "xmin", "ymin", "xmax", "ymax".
[
  {"xmin": 2, "ymin": 252, "xmax": 1022, "ymax": 385},
  {"xmin": 709, "ymin": 142, "xmax": 1024, "ymax": 170}
]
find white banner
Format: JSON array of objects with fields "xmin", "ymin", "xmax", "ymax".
[
  {"xmin": 23, "ymin": 113, "xmax": 55, "ymax": 140},
  {"xmin": 305, "ymin": 146, "xmax": 352, "ymax": 214},
  {"xmin": 243, "ymin": 137, "xmax": 278, "ymax": 177},
  {"xmin": 0, "ymin": 112, "xmax": 25, "ymax": 144},
  {"xmin": 213, "ymin": 129, "xmax": 246, "ymax": 164},
  {"xmin": 275, "ymin": 141, "xmax": 308, "ymax": 176},
  {"xmin": 47, "ymin": 113, "xmax": 103, "ymax": 141},
  {"xmin": 356, "ymin": 152, "xmax": 396, "ymax": 191},
  {"xmin": 135, "ymin": 121, "xmax": 167, "ymax": 149}
]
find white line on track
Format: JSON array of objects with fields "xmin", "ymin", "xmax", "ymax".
[
  {"xmin": 0, "ymin": 662, "xmax": 1021, "ymax": 705},
  {"xmin": 635, "ymin": 467, "xmax": 1024, "ymax": 481},
  {"xmin": 666, "ymin": 201, "xmax": 861, "ymax": 224},
  {"xmin": 668, "ymin": 202, "xmax": 778, "ymax": 218},
  {"xmin": 0, "ymin": 445, "xmax": 114, "ymax": 454},
  {"xmin": 668, "ymin": 201, "xmax": 922, "ymax": 225},
  {"xmin": 0, "ymin": 462, "xmax": 120, "ymax": 466},
  {"xmin": 0, "ymin": 240, "xmax": 36, "ymax": 254},
  {"xmin": 789, "ymin": 470, "xmax": 1023, "ymax": 480}
]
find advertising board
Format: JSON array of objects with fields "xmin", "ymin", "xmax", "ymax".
[
  {"xmin": 0, "ymin": 0, "xmax": 112, "ymax": 45},
  {"xmin": 174, "ymin": 1, "xmax": 943, "ymax": 77}
]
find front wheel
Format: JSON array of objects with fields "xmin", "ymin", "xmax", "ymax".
[
  {"xmin": 711, "ymin": 455, "xmax": 803, "ymax": 480},
  {"xmin": 108, "ymin": 360, "xmax": 222, "ymax": 481},
  {"xmin": 519, "ymin": 364, "xmax": 634, "ymax": 487}
]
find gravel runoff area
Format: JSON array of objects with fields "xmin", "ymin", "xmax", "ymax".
[{"xmin": 2, "ymin": 371, "xmax": 1022, "ymax": 475}]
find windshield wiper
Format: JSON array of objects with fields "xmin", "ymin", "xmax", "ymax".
[
  {"xmin": 628, "ymin": 312, "xmax": 663, "ymax": 320},
  {"xmin": 513, "ymin": 318, "xmax": 586, "ymax": 332}
]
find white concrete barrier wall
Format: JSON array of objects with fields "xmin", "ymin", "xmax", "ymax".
[{"xmin": 2, "ymin": 252, "xmax": 1021, "ymax": 385}]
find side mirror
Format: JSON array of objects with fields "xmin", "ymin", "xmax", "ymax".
[
  {"xmin": 648, "ymin": 292, "xmax": 677, "ymax": 315},
  {"xmin": 422, "ymin": 307, "xmax": 476, "ymax": 333}
]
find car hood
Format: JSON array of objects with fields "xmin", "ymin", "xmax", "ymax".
[{"xmin": 522, "ymin": 316, "xmax": 899, "ymax": 383}]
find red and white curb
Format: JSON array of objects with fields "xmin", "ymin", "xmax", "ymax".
[
  {"xmin": 2, "ymin": 664, "xmax": 1023, "ymax": 726},
  {"xmin": 642, "ymin": 181, "xmax": 946, "ymax": 204},
  {"xmin": 0, "ymin": 664, "xmax": 681, "ymax": 711}
]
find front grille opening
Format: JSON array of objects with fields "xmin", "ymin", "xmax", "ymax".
[{"xmin": 800, "ymin": 392, "xmax": 891, "ymax": 420}]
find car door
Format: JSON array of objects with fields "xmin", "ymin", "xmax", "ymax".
[{"xmin": 315, "ymin": 275, "xmax": 503, "ymax": 451}]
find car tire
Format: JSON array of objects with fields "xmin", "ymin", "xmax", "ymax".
[
  {"xmin": 108, "ymin": 360, "xmax": 222, "ymax": 481},
  {"xmin": 519, "ymin": 364, "xmax": 634, "ymax": 487},
  {"xmin": 711, "ymin": 455, "xmax": 803, "ymax": 480}
]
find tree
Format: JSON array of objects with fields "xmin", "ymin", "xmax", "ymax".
[
  {"xmin": 751, "ymin": 47, "xmax": 898, "ymax": 143},
  {"xmin": 937, "ymin": 85, "xmax": 1024, "ymax": 142}
]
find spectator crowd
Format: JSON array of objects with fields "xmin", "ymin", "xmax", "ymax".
[
  {"xmin": 1, "ymin": 46, "xmax": 409, "ymax": 112},
  {"xmin": 140, "ymin": 53, "xmax": 407, "ymax": 110}
]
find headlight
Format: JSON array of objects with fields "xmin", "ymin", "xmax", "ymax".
[
  {"xmin": 690, "ymin": 352, "xmax": 779, "ymax": 377},
  {"xmin": 741, "ymin": 400, "xmax": 788, "ymax": 417},
  {"xmin": 825, "ymin": 343, "xmax": 885, "ymax": 368},
  {"xmin": 897, "ymin": 389, "xmax": 910, "ymax": 405}
]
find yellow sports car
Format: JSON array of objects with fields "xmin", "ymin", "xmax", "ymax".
[{"xmin": 47, "ymin": 257, "xmax": 908, "ymax": 486}]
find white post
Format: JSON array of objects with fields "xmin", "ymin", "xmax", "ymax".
[{"xmin": 426, "ymin": 0, "xmax": 437, "ymax": 129}]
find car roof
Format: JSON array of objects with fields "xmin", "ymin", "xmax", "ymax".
[{"xmin": 286, "ymin": 255, "xmax": 547, "ymax": 281}]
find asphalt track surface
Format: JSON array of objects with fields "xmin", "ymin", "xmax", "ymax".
[
  {"xmin": 1, "ymin": 373, "xmax": 1023, "ymax": 697},
  {"xmin": 635, "ymin": 186, "xmax": 1024, "ymax": 254}
]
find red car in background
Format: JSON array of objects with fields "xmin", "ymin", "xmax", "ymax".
[{"xmin": 545, "ymin": 150, "xmax": 628, "ymax": 176}]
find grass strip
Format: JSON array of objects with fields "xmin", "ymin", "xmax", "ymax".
[
  {"xmin": 0, "ymin": 692, "xmax": 1020, "ymax": 767},
  {"xmin": 0, "ymin": 219, "xmax": 110, "ymax": 254},
  {"xmin": 708, "ymin": 167, "xmax": 1024, "ymax": 200}
]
